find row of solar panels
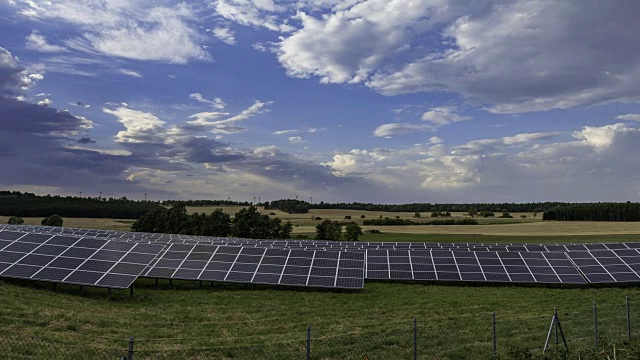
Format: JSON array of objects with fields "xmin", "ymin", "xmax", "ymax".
[
  {"xmin": 2, "ymin": 225, "xmax": 639, "ymax": 253},
  {"xmin": 0, "ymin": 230, "xmax": 365, "ymax": 290},
  {"xmin": 3, "ymin": 227, "xmax": 640, "ymax": 289}
]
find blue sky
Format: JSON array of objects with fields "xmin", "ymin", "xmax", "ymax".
[{"xmin": 1, "ymin": 0, "xmax": 640, "ymax": 203}]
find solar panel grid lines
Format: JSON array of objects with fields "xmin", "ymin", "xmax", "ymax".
[{"xmin": 0, "ymin": 232, "xmax": 164, "ymax": 289}]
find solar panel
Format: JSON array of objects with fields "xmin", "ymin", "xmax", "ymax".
[
  {"xmin": 566, "ymin": 250, "xmax": 640, "ymax": 283},
  {"xmin": 366, "ymin": 249, "xmax": 586, "ymax": 284},
  {"xmin": 0, "ymin": 231, "xmax": 164, "ymax": 289},
  {"xmin": 142, "ymin": 244, "xmax": 365, "ymax": 289}
]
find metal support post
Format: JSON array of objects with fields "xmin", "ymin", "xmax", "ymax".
[
  {"xmin": 413, "ymin": 317, "xmax": 418, "ymax": 360},
  {"xmin": 108, "ymin": 288, "xmax": 112, "ymax": 300},
  {"xmin": 594, "ymin": 300, "xmax": 599, "ymax": 348},
  {"xmin": 169, "ymin": 279, "xmax": 173, "ymax": 286},
  {"xmin": 199, "ymin": 280, "xmax": 203, "ymax": 289},
  {"xmin": 492, "ymin": 312, "xmax": 497, "ymax": 356},
  {"xmin": 306, "ymin": 325, "xmax": 311, "ymax": 360},
  {"xmin": 627, "ymin": 296, "xmax": 632, "ymax": 341},
  {"xmin": 130, "ymin": 284, "xmax": 134, "ymax": 298},
  {"xmin": 554, "ymin": 307, "xmax": 558, "ymax": 349},
  {"xmin": 128, "ymin": 336, "xmax": 135, "ymax": 360},
  {"xmin": 155, "ymin": 278, "xmax": 158, "ymax": 289}
]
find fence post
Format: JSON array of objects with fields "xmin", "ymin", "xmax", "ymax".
[
  {"xmin": 492, "ymin": 312, "xmax": 497, "ymax": 357},
  {"xmin": 413, "ymin": 317, "xmax": 417, "ymax": 360},
  {"xmin": 593, "ymin": 300, "xmax": 599, "ymax": 349},
  {"xmin": 627, "ymin": 296, "xmax": 631, "ymax": 342},
  {"xmin": 554, "ymin": 307, "xmax": 558, "ymax": 349},
  {"xmin": 306, "ymin": 325, "xmax": 311, "ymax": 360},
  {"xmin": 128, "ymin": 336, "xmax": 134, "ymax": 360}
]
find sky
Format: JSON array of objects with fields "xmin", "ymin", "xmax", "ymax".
[{"xmin": 1, "ymin": 0, "xmax": 640, "ymax": 204}]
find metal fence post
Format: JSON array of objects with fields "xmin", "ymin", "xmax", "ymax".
[
  {"xmin": 413, "ymin": 317, "xmax": 417, "ymax": 360},
  {"xmin": 554, "ymin": 307, "xmax": 558, "ymax": 349},
  {"xmin": 627, "ymin": 296, "xmax": 631, "ymax": 341},
  {"xmin": 492, "ymin": 312, "xmax": 497, "ymax": 357},
  {"xmin": 306, "ymin": 325, "xmax": 311, "ymax": 360},
  {"xmin": 128, "ymin": 336, "xmax": 134, "ymax": 360},
  {"xmin": 593, "ymin": 300, "xmax": 599, "ymax": 349}
]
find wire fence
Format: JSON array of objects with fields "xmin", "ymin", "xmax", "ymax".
[{"xmin": 3, "ymin": 296, "xmax": 640, "ymax": 359}]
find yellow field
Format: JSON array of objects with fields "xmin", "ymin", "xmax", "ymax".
[{"xmin": 3, "ymin": 207, "xmax": 639, "ymax": 237}]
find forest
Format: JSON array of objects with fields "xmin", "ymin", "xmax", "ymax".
[
  {"xmin": 0, "ymin": 191, "xmax": 161, "ymax": 219},
  {"xmin": 543, "ymin": 203, "xmax": 640, "ymax": 221}
]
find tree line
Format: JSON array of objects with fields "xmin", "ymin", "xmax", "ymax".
[
  {"xmin": 543, "ymin": 203, "xmax": 640, "ymax": 221},
  {"xmin": 264, "ymin": 199, "xmax": 310, "ymax": 214},
  {"xmin": 0, "ymin": 191, "xmax": 161, "ymax": 219},
  {"xmin": 132, "ymin": 204, "xmax": 293, "ymax": 239}
]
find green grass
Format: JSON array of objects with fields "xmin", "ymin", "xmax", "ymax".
[
  {"xmin": 2, "ymin": 278, "xmax": 640, "ymax": 359},
  {"xmin": 359, "ymin": 232, "xmax": 640, "ymax": 244}
]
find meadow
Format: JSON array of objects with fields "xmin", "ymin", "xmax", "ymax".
[{"xmin": 2, "ymin": 207, "xmax": 640, "ymax": 358}]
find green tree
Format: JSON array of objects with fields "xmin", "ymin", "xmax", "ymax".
[
  {"xmin": 343, "ymin": 222, "xmax": 363, "ymax": 241},
  {"xmin": 41, "ymin": 214, "xmax": 63, "ymax": 226},
  {"xmin": 315, "ymin": 219, "xmax": 342, "ymax": 241},
  {"xmin": 360, "ymin": 215, "xmax": 366, "ymax": 219},
  {"xmin": 414, "ymin": 211, "xmax": 421, "ymax": 218},
  {"xmin": 197, "ymin": 208, "xmax": 232, "ymax": 236},
  {"xmin": 344, "ymin": 215, "xmax": 352, "ymax": 220},
  {"xmin": 468, "ymin": 209, "xmax": 477, "ymax": 217},
  {"xmin": 231, "ymin": 206, "xmax": 292, "ymax": 239},
  {"xmin": 520, "ymin": 215, "xmax": 527, "ymax": 219},
  {"xmin": 7, "ymin": 216, "xmax": 24, "ymax": 225}
]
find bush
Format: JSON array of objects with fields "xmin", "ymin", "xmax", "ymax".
[
  {"xmin": 344, "ymin": 215, "xmax": 351, "ymax": 220},
  {"xmin": 315, "ymin": 219, "xmax": 341, "ymax": 241},
  {"xmin": 269, "ymin": 212, "xmax": 276, "ymax": 215},
  {"xmin": 7, "ymin": 216, "xmax": 24, "ymax": 225},
  {"xmin": 343, "ymin": 222, "xmax": 363, "ymax": 241},
  {"xmin": 366, "ymin": 229, "xmax": 382, "ymax": 234},
  {"xmin": 360, "ymin": 215, "xmax": 366, "ymax": 219},
  {"xmin": 41, "ymin": 214, "xmax": 63, "ymax": 227},
  {"xmin": 314, "ymin": 216, "xmax": 322, "ymax": 220}
]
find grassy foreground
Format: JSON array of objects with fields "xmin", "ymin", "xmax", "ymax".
[{"xmin": 2, "ymin": 278, "xmax": 640, "ymax": 359}]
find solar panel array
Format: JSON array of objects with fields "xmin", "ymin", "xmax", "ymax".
[
  {"xmin": 0, "ymin": 230, "xmax": 163, "ymax": 289},
  {"xmin": 1, "ymin": 224, "xmax": 640, "ymax": 288},
  {"xmin": 143, "ymin": 244, "xmax": 364, "ymax": 289}
]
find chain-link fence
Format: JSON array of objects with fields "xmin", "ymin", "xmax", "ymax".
[{"xmin": 4, "ymin": 296, "xmax": 640, "ymax": 359}]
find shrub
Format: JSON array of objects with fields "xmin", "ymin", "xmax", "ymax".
[
  {"xmin": 344, "ymin": 215, "xmax": 352, "ymax": 220},
  {"xmin": 366, "ymin": 229, "xmax": 382, "ymax": 234},
  {"xmin": 7, "ymin": 216, "xmax": 24, "ymax": 225},
  {"xmin": 41, "ymin": 214, "xmax": 63, "ymax": 227}
]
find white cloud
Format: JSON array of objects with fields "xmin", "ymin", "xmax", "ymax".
[
  {"xmin": 428, "ymin": 136, "xmax": 443, "ymax": 144},
  {"xmin": 615, "ymin": 114, "xmax": 640, "ymax": 122},
  {"xmin": 421, "ymin": 106, "xmax": 470, "ymax": 126},
  {"xmin": 274, "ymin": 1, "xmax": 640, "ymax": 113},
  {"xmin": 213, "ymin": 0, "xmax": 294, "ymax": 32},
  {"xmin": 273, "ymin": 127, "xmax": 317, "ymax": 135},
  {"xmin": 15, "ymin": 1, "xmax": 209, "ymax": 64},
  {"xmin": 25, "ymin": 31, "xmax": 67, "ymax": 53},
  {"xmin": 288, "ymin": 136, "xmax": 304, "ymax": 143},
  {"xmin": 118, "ymin": 69, "xmax": 143, "ymax": 78},
  {"xmin": 189, "ymin": 93, "xmax": 226, "ymax": 109},
  {"xmin": 36, "ymin": 98, "xmax": 52, "ymax": 106},
  {"xmin": 103, "ymin": 107, "xmax": 168, "ymax": 144},
  {"xmin": 212, "ymin": 27, "xmax": 236, "ymax": 45},
  {"xmin": 187, "ymin": 100, "xmax": 272, "ymax": 134},
  {"xmin": 373, "ymin": 123, "xmax": 432, "ymax": 138}
]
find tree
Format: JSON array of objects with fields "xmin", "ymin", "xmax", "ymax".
[
  {"xmin": 344, "ymin": 215, "xmax": 352, "ymax": 220},
  {"xmin": 520, "ymin": 215, "xmax": 527, "ymax": 219},
  {"xmin": 468, "ymin": 209, "xmax": 477, "ymax": 217},
  {"xmin": 231, "ymin": 206, "xmax": 292, "ymax": 239},
  {"xmin": 500, "ymin": 209, "xmax": 513, "ymax": 218},
  {"xmin": 315, "ymin": 219, "xmax": 342, "ymax": 241},
  {"xmin": 343, "ymin": 222, "xmax": 363, "ymax": 241},
  {"xmin": 197, "ymin": 208, "xmax": 232, "ymax": 236},
  {"xmin": 41, "ymin": 214, "xmax": 63, "ymax": 226},
  {"xmin": 7, "ymin": 216, "xmax": 24, "ymax": 225},
  {"xmin": 360, "ymin": 215, "xmax": 366, "ymax": 219},
  {"xmin": 414, "ymin": 211, "xmax": 421, "ymax": 218}
]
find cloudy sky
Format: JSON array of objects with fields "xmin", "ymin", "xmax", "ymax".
[{"xmin": 1, "ymin": 0, "xmax": 640, "ymax": 203}]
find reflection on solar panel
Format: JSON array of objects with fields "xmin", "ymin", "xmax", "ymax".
[
  {"xmin": 366, "ymin": 249, "xmax": 586, "ymax": 284},
  {"xmin": 142, "ymin": 244, "xmax": 365, "ymax": 289},
  {"xmin": 0, "ymin": 231, "xmax": 164, "ymax": 289},
  {"xmin": 566, "ymin": 250, "xmax": 640, "ymax": 283}
]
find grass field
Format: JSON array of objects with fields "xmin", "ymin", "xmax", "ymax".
[{"xmin": 2, "ymin": 278, "xmax": 640, "ymax": 359}]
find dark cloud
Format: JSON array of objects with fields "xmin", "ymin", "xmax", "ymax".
[
  {"xmin": 77, "ymin": 137, "xmax": 96, "ymax": 144},
  {"xmin": 0, "ymin": 47, "xmax": 36, "ymax": 95}
]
